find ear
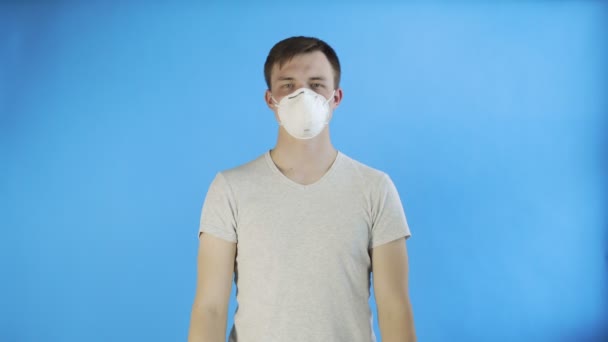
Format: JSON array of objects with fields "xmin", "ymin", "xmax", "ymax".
[
  {"xmin": 331, "ymin": 87, "xmax": 343, "ymax": 108},
  {"xmin": 264, "ymin": 89, "xmax": 275, "ymax": 109},
  {"xmin": 265, "ymin": 89, "xmax": 280, "ymax": 123},
  {"xmin": 327, "ymin": 87, "xmax": 343, "ymax": 121}
]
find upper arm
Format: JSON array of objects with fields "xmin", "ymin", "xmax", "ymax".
[
  {"xmin": 371, "ymin": 237, "xmax": 410, "ymax": 307},
  {"xmin": 192, "ymin": 232, "xmax": 237, "ymax": 315}
]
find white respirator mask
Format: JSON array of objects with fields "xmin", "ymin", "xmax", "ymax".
[{"xmin": 272, "ymin": 88, "xmax": 335, "ymax": 140}]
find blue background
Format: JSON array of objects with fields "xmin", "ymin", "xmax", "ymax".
[{"xmin": 1, "ymin": 1, "xmax": 606, "ymax": 341}]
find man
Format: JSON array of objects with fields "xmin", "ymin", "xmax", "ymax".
[{"xmin": 188, "ymin": 36, "xmax": 416, "ymax": 342}]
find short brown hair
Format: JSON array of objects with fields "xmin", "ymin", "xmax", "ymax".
[{"xmin": 264, "ymin": 36, "xmax": 341, "ymax": 90}]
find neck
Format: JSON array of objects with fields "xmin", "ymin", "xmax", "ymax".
[{"xmin": 270, "ymin": 129, "xmax": 337, "ymax": 171}]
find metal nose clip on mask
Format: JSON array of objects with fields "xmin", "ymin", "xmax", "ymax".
[{"xmin": 272, "ymin": 88, "xmax": 335, "ymax": 140}]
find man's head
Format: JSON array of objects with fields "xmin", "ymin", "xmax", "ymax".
[
  {"xmin": 264, "ymin": 36, "xmax": 344, "ymax": 141},
  {"xmin": 264, "ymin": 36, "xmax": 341, "ymax": 91}
]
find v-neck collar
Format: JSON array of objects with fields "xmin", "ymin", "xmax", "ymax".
[{"xmin": 264, "ymin": 150, "xmax": 343, "ymax": 190}]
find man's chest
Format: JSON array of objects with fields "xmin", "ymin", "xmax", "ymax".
[{"xmin": 235, "ymin": 188, "xmax": 372, "ymax": 272}]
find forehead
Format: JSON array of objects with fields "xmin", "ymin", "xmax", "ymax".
[{"xmin": 271, "ymin": 51, "xmax": 334, "ymax": 80}]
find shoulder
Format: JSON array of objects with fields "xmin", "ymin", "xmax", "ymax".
[
  {"xmin": 339, "ymin": 151, "xmax": 390, "ymax": 187},
  {"xmin": 216, "ymin": 151, "xmax": 269, "ymax": 184}
]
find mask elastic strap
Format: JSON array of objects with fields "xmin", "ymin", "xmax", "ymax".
[
  {"xmin": 271, "ymin": 96, "xmax": 279, "ymax": 107},
  {"xmin": 325, "ymin": 90, "xmax": 336, "ymax": 104},
  {"xmin": 322, "ymin": 90, "xmax": 336, "ymax": 125}
]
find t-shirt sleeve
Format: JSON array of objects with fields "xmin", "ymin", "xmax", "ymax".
[
  {"xmin": 197, "ymin": 172, "xmax": 238, "ymax": 243},
  {"xmin": 369, "ymin": 173, "xmax": 411, "ymax": 249}
]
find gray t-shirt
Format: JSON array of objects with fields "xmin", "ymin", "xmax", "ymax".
[{"xmin": 198, "ymin": 150, "xmax": 411, "ymax": 342}]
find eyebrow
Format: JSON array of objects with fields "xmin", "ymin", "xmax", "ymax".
[{"xmin": 276, "ymin": 76, "xmax": 327, "ymax": 82}]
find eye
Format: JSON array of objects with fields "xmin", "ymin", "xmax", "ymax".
[
  {"xmin": 311, "ymin": 83, "xmax": 323, "ymax": 89},
  {"xmin": 282, "ymin": 83, "xmax": 293, "ymax": 89}
]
